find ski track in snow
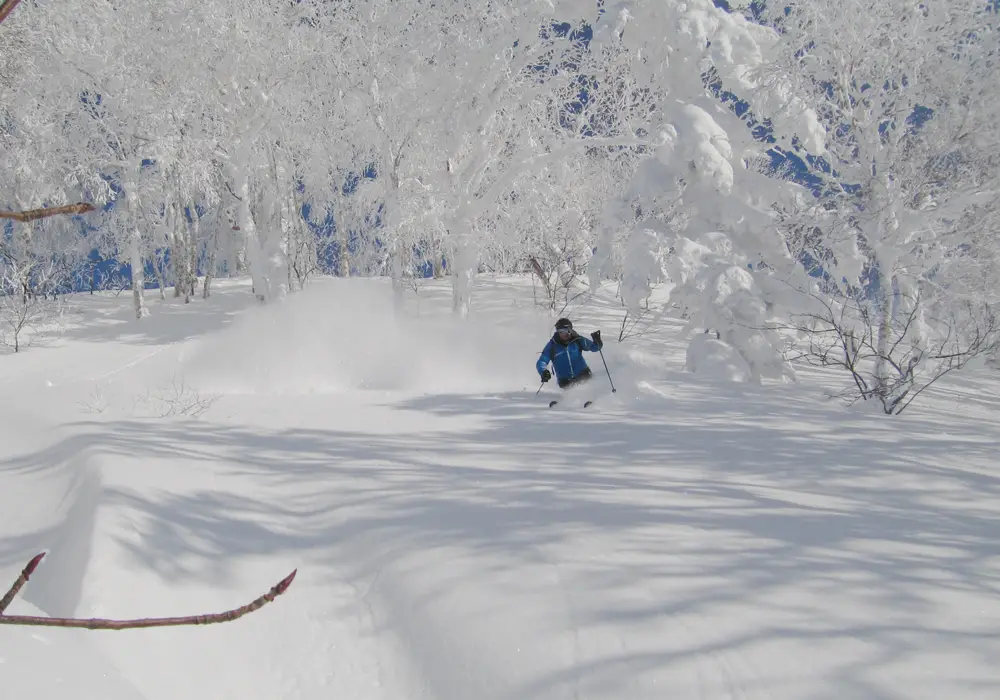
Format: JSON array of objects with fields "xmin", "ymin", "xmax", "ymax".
[
  {"xmin": 275, "ymin": 579, "xmax": 387, "ymax": 698},
  {"xmin": 345, "ymin": 544, "xmax": 415, "ymax": 696},
  {"xmin": 686, "ymin": 616, "xmax": 773, "ymax": 700},
  {"xmin": 84, "ymin": 347, "xmax": 169, "ymax": 383}
]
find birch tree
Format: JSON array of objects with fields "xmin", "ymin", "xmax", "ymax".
[
  {"xmin": 753, "ymin": 0, "xmax": 1000, "ymax": 411},
  {"xmin": 0, "ymin": 0, "xmax": 860, "ymax": 345},
  {"xmin": 415, "ymin": 5, "xmax": 580, "ymax": 317},
  {"xmin": 17, "ymin": 0, "xmax": 196, "ymax": 318},
  {"xmin": 296, "ymin": 0, "xmax": 435, "ymax": 306}
]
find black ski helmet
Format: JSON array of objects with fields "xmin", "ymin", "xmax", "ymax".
[{"xmin": 555, "ymin": 318, "xmax": 573, "ymax": 331}]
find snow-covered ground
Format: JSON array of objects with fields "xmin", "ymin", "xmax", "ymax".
[{"xmin": 2, "ymin": 276, "xmax": 998, "ymax": 699}]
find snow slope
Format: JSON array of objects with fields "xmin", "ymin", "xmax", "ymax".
[{"xmin": 2, "ymin": 276, "xmax": 999, "ymax": 699}]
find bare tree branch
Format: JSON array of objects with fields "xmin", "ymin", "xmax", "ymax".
[
  {"xmin": 0, "ymin": 552, "xmax": 44, "ymax": 614},
  {"xmin": 0, "ymin": 0, "xmax": 24, "ymax": 27},
  {"xmin": 0, "ymin": 552, "xmax": 296, "ymax": 629},
  {"xmin": 781, "ymin": 290, "xmax": 1000, "ymax": 414},
  {"xmin": 0, "ymin": 203, "xmax": 96, "ymax": 222}
]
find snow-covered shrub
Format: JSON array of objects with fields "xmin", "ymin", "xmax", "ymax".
[
  {"xmin": 619, "ymin": 228, "xmax": 670, "ymax": 316},
  {"xmin": 667, "ymin": 232, "xmax": 794, "ymax": 384},
  {"xmin": 685, "ymin": 332, "xmax": 752, "ymax": 382}
]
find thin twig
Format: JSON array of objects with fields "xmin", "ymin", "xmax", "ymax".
[
  {"xmin": 0, "ymin": 553, "xmax": 296, "ymax": 629},
  {"xmin": 0, "ymin": 552, "xmax": 45, "ymax": 614}
]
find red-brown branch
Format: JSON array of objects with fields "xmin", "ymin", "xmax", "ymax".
[
  {"xmin": 0, "ymin": 552, "xmax": 296, "ymax": 629},
  {"xmin": 0, "ymin": 203, "xmax": 96, "ymax": 222},
  {"xmin": 0, "ymin": 0, "xmax": 25, "ymax": 27},
  {"xmin": 0, "ymin": 552, "xmax": 45, "ymax": 614}
]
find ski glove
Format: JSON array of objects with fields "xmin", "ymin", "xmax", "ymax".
[
  {"xmin": 591, "ymin": 330, "xmax": 603, "ymax": 349},
  {"xmin": 541, "ymin": 369, "xmax": 552, "ymax": 382}
]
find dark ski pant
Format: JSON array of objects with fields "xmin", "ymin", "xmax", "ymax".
[{"xmin": 557, "ymin": 367, "xmax": 593, "ymax": 389}]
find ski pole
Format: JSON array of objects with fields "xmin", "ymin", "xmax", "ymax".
[
  {"xmin": 598, "ymin": 347, "xmax": 616, "ymax": 393},
  {"xmin": 535, "ymin": 381, "xmax": 545, "ymax": 395}
]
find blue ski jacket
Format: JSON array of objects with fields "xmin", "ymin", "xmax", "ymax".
[{"xmin": 536, "ymin": 332, "xmax": 600, "ymax": 381}]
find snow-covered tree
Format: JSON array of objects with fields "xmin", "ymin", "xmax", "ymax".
[
  {"xmin": 752, "ymin": 0, "xmax": 1000, "ymax": 411},
  {"xmin": 575, "ymin": 0, "xmax": 823, "ymax": 379},
  {"xmin": 11, "ymin": 0, "xmax": 992, "ymax": 415}
]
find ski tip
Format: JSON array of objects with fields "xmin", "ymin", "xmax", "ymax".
[{"xmin": 548, "ymin": 400, "xmax": 558, "ymax": 407}]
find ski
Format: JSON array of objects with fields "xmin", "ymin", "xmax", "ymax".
[{"xmin": 547, "ymin": 400, "xmax": 594, "ymax": 408}]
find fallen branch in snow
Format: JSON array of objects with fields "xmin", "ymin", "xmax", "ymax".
[
  {"xmin": 0, "ymin": 552, "xmax": 296, "ymax": 629},
  {"xmin": 0, "ymin": 203, "xmax": 96, "ymax": 222}
]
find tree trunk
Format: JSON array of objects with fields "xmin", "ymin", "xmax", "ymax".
[
  {"xmin": 125, "ymin": 171, "xmax": 148, "ymax": 319},
  {"xmin": 390, "ymin": 241, "xmax": 406, "ymax": 312},
  {"xmin": 188, "ymin": 203, "xmax": 200, "ymax": 300},
  {"xmin": 203, "ymin": 235, "xmax": 217, "ymax": 299},
  {"xmin": 172, "ymin": 201, "xmax": 188, "ymax": 301},
  {"xmin": 152, "ymin": 251, "xmax": 167, "ymax": 300},
  {"xmin": 129, "ymin": 227, "xmax": 147, "ymax": 319},
  {"xmin": 432, "ymin": 235, "xmax": 445, "ymax": 278},
  {"xmin": 238, "ymin": 177, "xmax": 269, "ymax": 302},
  {"xmin": 451, "ymin": 236, "xmax": 478, "ymax": 319},
  {"xmin": 202, "ymin": 209, "xmax": 219, "ymax": 299},
  {"xmin": 338, "ymin": 220, "xmax": 350, "ymax": 277}
]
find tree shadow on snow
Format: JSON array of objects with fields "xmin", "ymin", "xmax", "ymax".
[
  {"xmin": 2, "ymin": 389, "xmax": 998, "ymax": 698},
  {"xmin": 54, "ymin": 286, "xmax": 253, "ymax": 347}
]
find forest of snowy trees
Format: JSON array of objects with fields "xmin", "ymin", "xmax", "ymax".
[{"xmin": 1, "ymin": 0, "xmax": 998, "ymax": 413}]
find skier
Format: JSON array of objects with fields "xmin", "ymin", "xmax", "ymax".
[{"xmin": 536, "ymin": 318, "xmax": 603, "ymax": 389}]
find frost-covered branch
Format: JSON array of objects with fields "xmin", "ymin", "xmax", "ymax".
[{"xmin": 751, "ymin": 0, "xmax": 1000, "ymax": 398}]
